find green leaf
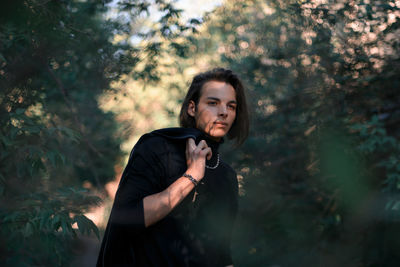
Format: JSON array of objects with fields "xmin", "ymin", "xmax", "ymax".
[
  {"xmin": 23, "ymin": 126, "xmax": 41, "ymax": 134},
  {"xmin": 15, "ymin": 108, "xmax": 25, "ymax": 115},
  {"xmin": 0, "ymin": 53, "xmax": 6, "ymax": 62},
  {"xmin": 39, "ymin": 210, "xmax": 52, "ymax": 230},
  {"xmin": 74, "ymin": 214, "xmax": 99, "ymax": 239},
  {"xmin": 46, "ymin": 151, "xmax": 58, "ymax": 167},
  {"xmin": 52, "ymin": 214, "xmax": 61, "ymax": 230},
  {"xmin": 61, "ymin": 219, "xmax": 71, "ymax": 235},
  {"xmin": 23, "ymin": 222, "xmax": 34, "ymax": 237},
  {"xmin": 392, "ymin": 201, "xmax": 400, "ymax": 211}
]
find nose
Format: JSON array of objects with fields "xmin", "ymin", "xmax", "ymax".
[{"xmin": 219, "ymin": 105, "xmax": 228, "ymax": 118}]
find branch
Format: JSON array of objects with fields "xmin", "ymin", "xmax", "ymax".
[{"xmin": 46, "ymin": 66, "xmax": 104, "ymax": 188}]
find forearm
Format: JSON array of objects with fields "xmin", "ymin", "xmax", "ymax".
[
  {"xmin": 143, "ymin": 175, "xmax": 195, "ymax": 227},
  {"xmin": 143, "ymin": 138, "xmax": 210, "ymax": 227}
]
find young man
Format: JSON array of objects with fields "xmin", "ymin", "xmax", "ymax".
[{"xmin": 97, "ymin": 68, "xmax": 249, "ymax": 267}]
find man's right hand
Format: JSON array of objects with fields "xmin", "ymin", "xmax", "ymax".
[{"xmin": 185, "ymin": 138, "xmax": 212, "ymax": 182}]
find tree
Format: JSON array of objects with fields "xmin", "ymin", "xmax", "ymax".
[
  {"xmin": 168, "ymin": 0, "xmax": 400, "ymax": 265},
  {"xmin": 0, "ymin": 0, "xmax": 197, "ymax": 265}
]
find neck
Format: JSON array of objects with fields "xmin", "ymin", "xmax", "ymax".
[
  {"xmin": 195, "ymin": 127, "xmax": 223, "ymax": 143},
  {"xmin": 205, "ymin": 134, "xmax": 221, "ymax": 142}
]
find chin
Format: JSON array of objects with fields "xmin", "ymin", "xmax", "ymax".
[{"xmin": 209, "ymin": 129, "xmax": 228, "ymax": 139}]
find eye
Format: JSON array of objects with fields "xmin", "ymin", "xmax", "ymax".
[
  {"xmin": 208, "ymin": 101, "xmax": 217, "ymax": 106},
  {"xmin": 228, "ymin": 104, "xmax": 237, "ymax": 110}
]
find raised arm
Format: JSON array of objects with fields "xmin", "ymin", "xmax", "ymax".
[{"xmin": 143, "ymin": 138, "xmax": 211, "ymax": 227}]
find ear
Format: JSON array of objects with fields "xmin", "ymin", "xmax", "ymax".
[{"xmin": 187, "ymin": 100, "xmax": 196, "ymax": 117}]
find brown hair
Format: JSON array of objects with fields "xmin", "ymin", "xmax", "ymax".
[{"xmin": 179, "ymin": 68, "xmax": 249, "ymax": 146}]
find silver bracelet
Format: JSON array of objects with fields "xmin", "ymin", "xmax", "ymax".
[{"xmin": 183, "ymin": 173, "xmax": 198, "ymax": 187}]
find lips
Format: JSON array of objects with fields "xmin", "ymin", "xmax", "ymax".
[{"xmin": 214, "ymin": 121, "xmax": 228, "ymax": 126}]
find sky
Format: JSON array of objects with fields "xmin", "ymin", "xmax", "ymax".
[
  {"xmin": 106, "ymin": 0, "xmax": 223, "ymax": 22},
  {"xmin": 175, "ymin": 0, "xmax": 223, "ymax": 20},
  {"xmin": 105, "ymin": 0, "xmax": 223, "ymax": 45}
]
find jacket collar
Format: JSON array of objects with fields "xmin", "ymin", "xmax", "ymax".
[{"xmin": 151, "ymin": 127, "xmax": 223, "ymax": 153}]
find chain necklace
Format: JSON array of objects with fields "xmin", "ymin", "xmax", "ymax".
[
  {"xmin": 206, "ymin": 153, "xmax": 220, "ymax": 169},
  {"xmin": 191, "ymin": 153, "xmax": 219, "ymax": 202}
]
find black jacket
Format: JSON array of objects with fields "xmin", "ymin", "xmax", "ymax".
[{"xmin": 97, "ymin": 127, "xmax": 238, "ymax": 267}]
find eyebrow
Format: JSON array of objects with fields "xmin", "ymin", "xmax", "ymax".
[{"xmin": 206, "ymin": 97, "xmax": 237, "ymax": 104}]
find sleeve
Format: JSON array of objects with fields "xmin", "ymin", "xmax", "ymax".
[{"xmin": 108, "ymin": 135, "xmax": 167, "ymax": 231}]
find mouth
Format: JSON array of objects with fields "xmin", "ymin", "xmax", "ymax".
[{"xmin": 213, "ymin": 121, "xmax": 228, "ymax": 127}]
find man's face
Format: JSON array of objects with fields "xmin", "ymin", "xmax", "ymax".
[{"xmin": 188, "ymin": 80, "xmax": 237, "ymax": 141}]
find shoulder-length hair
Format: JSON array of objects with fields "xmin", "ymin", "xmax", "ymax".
[{"xmin": 179, "ymin": 68, "xmax": 249, "ymax": 146}]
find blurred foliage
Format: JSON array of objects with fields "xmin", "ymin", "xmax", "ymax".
[
  {"xmin": 0, "ymin": 0, "xmax": 196, "ymax": 265},
  {"xmin": 135, "ymin": 0, "xmax": 400, "ymax": 266},
  {"xmin": 182, "ymin": 0, "xmax": 400, "ymax": 266},
  {"xmin": 2, "ymin": 0, "xmax": 400, "ymax": 266}
]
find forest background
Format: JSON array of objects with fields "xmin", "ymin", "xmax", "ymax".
[{"xmin": 1, "ymin": 0, "xmax": 400, "ymax": 266}]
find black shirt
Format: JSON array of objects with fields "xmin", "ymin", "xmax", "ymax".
[{"xmin": 97, "ymin": 127, "xmax": 238, "ymax": 267}]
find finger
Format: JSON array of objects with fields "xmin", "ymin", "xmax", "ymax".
[
  {"xmin": 194, "ymin": 140, "xmax": 208, "ymax": 154},
  {"xmin": 186, "ymin": 138, "xmax": 191, "ymax": 153},
  {"xmin": 185, "ymin": 143, "xmax": 189, "ymax": 159},
  {"xmin": 187, "ymin": 138, "xmax": 196, "ymax": 151},
  {"xmin": 201, "ymin": 147, "xmax": 212, "ymax": 160},
  {"xmin": 207, "ymin": 148, "xmax": 212, "ymax": 160},
  {"xmin": 197, "ymin": 139, "xmax": 208, "ymax": 149}
]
